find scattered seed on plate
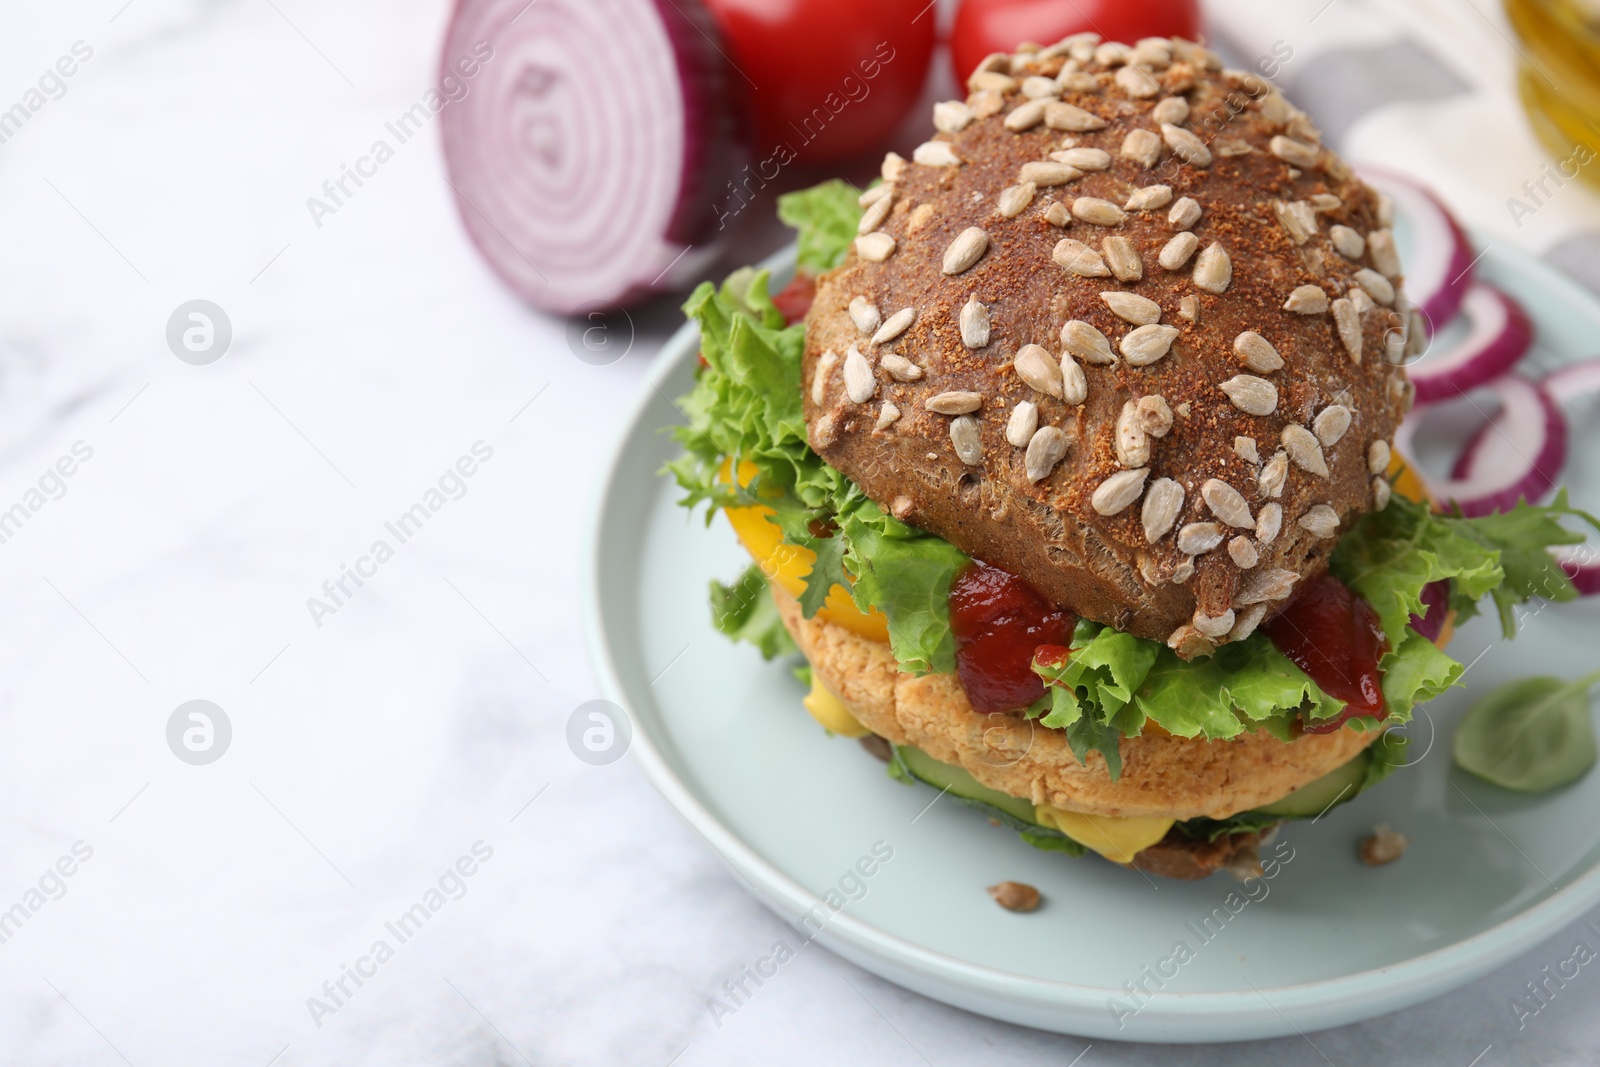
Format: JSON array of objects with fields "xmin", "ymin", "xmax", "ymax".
[
  {"xmin": 1220, "ymin": 374, "xmax": 1278, "ymax": 416},
  {"xmin": 1368, "ymin": 439, "xmax": 1391, "ymax": 474},
  {"xmin": 961, "ymin": 296, "xmax": 991, "ymax": 348},
  {"xmin": 1142, "ymin": 478, "xmax": 1184, "ymax": 542},
  {"xmin": 1061, "ymin": 319, "xmax": 1116, "ymax": 363},
  {"xmin": 1282, "ymin": 424, "xmax": 1329, "ymax": 477},
  {"xmin": 1269, "ymin": 135, "xmax": 1319, "ymax": 168},
  {"xmin": 1020, "ymin": 161, "xmax": 1084, "ymax": 187},
  {"xmin": 881, "ymin": 353, "xmax": 923, "ymax": 382},
  {"xmin": 1121, "ymin": 128, "xmax": 1163, "ymax": 168},
  {"xmin": 997, "ymin": 182, "xmax": 1038, "ymax": 218},
  {"xmin": 1061, "ymin": 355, "xmax": 1088, "ymax": 404},
  {"xmin": 1026, "ymin": 425, "xmax": 1072, "ymax": 482},
  {"xmin": 1354, "ymin": 268, "xmax": 1395, "ymax": 306},
  {"xmin": 1045, "ymin": 101, "xmax": 1107, "ymax": 131},
  {"xmin": 1283, "ymin": 284, "xmax": 1329, "ymax": 314},
  {"xmin": 1072, "ymin": 197, "xmax": 1127, "ymax": 226},
  {"xmin": 848, "ymin": 297, "xmax": 881, "ymax": 336},
  {"xmin": 926, "ymin": 390, "xmax": 983, "ymax": 415},
  {"xmin": 1014, "ymin": 344, "xmax": 1065, "ymax": 398},
  {"xmin": 1202, "ymin": 478, "xmax": 1254, "ymax": 528},
  {"xmin": 1299, "ymin": 504, "xmax": 1340, "ymax": 538},
  {"xmin": 1092, "ymin": 468, "xmax": 1149, "ymax": 515},
  {"xmin": 1151, "ymin": 96, "xmax": 1189, "ymax": 126},
  {"xmin": 913, "ymin": 141, "xmax": 962, "ymax": 167},
  {"xmin": 876, "ymin": 402, "xmax": 900, "ymax": 430},
  {"xmin": 844, "ymin": 347, "xmax": 876, "ymax": 403},
  {"xmin": 1004, "ymin": 99, "xmax": 1049, "ymax": 131},
  {"xmin": 856, "ymin": 232, "xmax": 896, "ymax": 262},
  {"xmin": 1102, "ymin": 236, "xmax": 1143, "ymax": 282},
  {"xmin": 873, "ymin": 307, "xmax": 916, "ymax": 345},
  {"xmin": 1332, "ymin": 298, "xmax": 1363, "ymax": 363},
  {"xmin": 1136, "ymin": 395, "xmax": 1173, "ymax": 436},
  {"xmin": 1159, "ymin": 231, "xmax": 1199, "ymax": 271},
  {"xmin": 1314, "ymin": 404, "xmax": 1351, "ymax": 446},
  {"xmin": 1178, "ymin": 521, "xmax": 1224, "ymax": 555},
  {"xmin": 1259, "ymin": 452, "xmax": 1289, "ymax": 498},
  {"xmin": 1329, "ymin": 225, "xmax": 1365, "ymax": 260},
  {"xmin": 1121, "ymin": 324, "xmax": 1179, "ymax": 365},
  {"xmin": 1006, "ymin": 401, "xmax": 1039, "ymax": 446},
  {"xmin": 812, "ymin": 350, "xmax": 838, "ymax": 405},
  {"xmin": 933, "ymin": 100, "xmax": 975, "ymax": 134},
  {"xmin": 1233, "ymin": 331, "xmax": 1283, "ymax": 373},
  {"xmin": 1054, "ymin": 239, "xmax": 1111, "ymax": 277},
  {"xmin": 1161, "ymin": 123, "xmax": 1212, "ymax": 167},
  {"xmin": 1125, "ymin": 185, "xmax": 1173, "ymax": 211},
  {"xmin": 987, "ymin": 880, "xmax": 1041, "ymax": 912},
  {"xmin": 1193, "ymin": 242, "xmax": 1232, "ymax": 293},
  {"xmin": 1115, "ymin": 400, "xmax": 1151, "ymax": 467},
  {"xmin": 943, "ymin": 226, "xmax": 991, "ymax": 275},
  {"xmin": 950, "ymin": 415, "xmax": 984, "ymax": 464},
  {"xmin": 1368, "ymin": 229, "xmax": 1401, "ymax": 278},
  {"xmin": 1168, "ymin": 196, "xmax": 1202, "ymax": 230}
]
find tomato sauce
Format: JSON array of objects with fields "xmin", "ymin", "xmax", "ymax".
[
  {"xmin": 772, "ymin": 275, "xmax": 816, "ymax": 325},
  {"xmin": 1263, "ymin": 573, "xmax": 1389, "ymax": 733},
  {"xmin": 949, "ymin": 561, "xmax": 1075, "ymax": 713}
]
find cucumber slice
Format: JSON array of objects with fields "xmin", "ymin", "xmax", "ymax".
[
  {"xmin": 895, "ymin": 745, "xmax": 1041, "ymax": 825},
  {"xmin": 1254, "ymin": 749, "xmax": 1373, "ymax": 818}
]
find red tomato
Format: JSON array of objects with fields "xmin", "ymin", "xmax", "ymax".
[
  {"xmin": 700, "ymin": 0, "xmax": 937, "ymax": 165},
  {"xmin": 950, "ymin": 0, "xmax": 1202, "ymax": 85}
]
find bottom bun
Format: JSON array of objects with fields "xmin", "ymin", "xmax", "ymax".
[{"xmin": 773, "ymin": 583, "xmax": 1379, "ymax": 821}]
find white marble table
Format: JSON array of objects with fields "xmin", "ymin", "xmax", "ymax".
[{"xmin": 1, "ymin": 0, "xmax": 1596, "ymax": 1063}]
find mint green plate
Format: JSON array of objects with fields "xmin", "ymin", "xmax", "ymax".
[{"xmin": 584, "ymin": 234, "xmax": 1600, "ymax": 1041}]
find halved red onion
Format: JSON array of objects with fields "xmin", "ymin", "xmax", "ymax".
[
  {"xmin": 1361, "ymin": 170, "xmax": 1476, "ymax": 334},
  {"xmin": 1543, "ymin": 355, "xmax": 1600, "ymax": 400},
  {"xmin": 1437, "ymin": 375, "xmax": 1568, "ymax": 517},
  {"xmin": 439, "ymin": 0, "xmax": 738, "ymax": 314},
  {"xmin": 1409, "ymin": 579, "xmax": 1452, "ymax": 641},
  {"xmin": 1541, "ymin": 357, "xmax": 1600, "ymax": 595},
  {"xmin": 1407, "ymin": 284, "xmax": 1533, "ymax": 405}
]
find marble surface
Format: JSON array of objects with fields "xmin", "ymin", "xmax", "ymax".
[{"xmin": 1, "ymin": 0, "xmax": 1597, "ymax": 1063}]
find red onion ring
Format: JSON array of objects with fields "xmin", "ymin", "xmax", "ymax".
[
  {"xmin": 1361, "ymin": 170, "xmax": 1476, "ymax": 334},
  {"xmin": 1437, "ymin": 375, "xmax": 1568, "ymax": 517},
  {"xmin": 439, "ymin": 0, "xmax": 738, "ymax": 313},
  {"xmin": 1407, "ymin": 284, "xmax": 1533, "ymax": 406},
  {"xmin": 1542, "ymin": 356, "xmax": 1600, "ymax": 595}
]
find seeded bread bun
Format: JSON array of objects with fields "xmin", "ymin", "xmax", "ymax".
[
  {"xmin": 772, "ymin": 584, "xmax": 1378, "ymax": 821},
  {"xmin": 802, "ymin": 36, "xmax": 1414, "ymax": 656}
]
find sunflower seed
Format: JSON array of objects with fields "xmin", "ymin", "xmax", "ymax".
[
  {"xmin": 811, "ymin": 413, "xmax": 837, "ymax": 448},
  {"xmin": 933, "ymin": 100, "xmax": 975, "ymax": 134},
  {"xmin": 1057, "ymin": 70, "xmax": 1100, "ymax": 92},
  {"xmin": 1309, "ymin": 193, "xmax": 1343, "ymax": 212},
  {"xmin": 1273, "ymin": 199, "xmax": 1317, "ymax": 245},
  {"xmin": 1329, "ymin": 224, "xmax": 1365, "ymax": 260},
  {"xmin": 1193, "ymin": 608, "xmax": 1235, "ymax": 637},
  {"xmin": 1124, "ymin": 185, "xmax": 1173, "ymax": 211},
  {"xmin": 968, "ymin": 88, "xmax": 1005, "ymax": 119},
  {"xmin": 876, "ymin": 402, "xmax": 901, "ymax": 430},
  {"xmin": 859, "ymin": 184, "xmax": 891, "ymax": 208},
  {"xmin": 1368, "ymin": 439, "xmax": 1391, "ymax": 474},
  {"xmin": 844, "ymin": 347, "xmax": 876, "ymax": 403},
  {"xmin": 812, "ymin": 350, "xmax": 838, "ymax": 405},
  {"xmin": 1021, "ymin": 74, "xmax": 1060, "ymax": 99},
  {"xmin": 1373, "ymin": 476, "xmax": 1392, "ymax": 509},
  {"xmin": 1313, "ymin": 404, "xmax": 1351, "ymax": 446},
  {"xmin": 1120, "ymin": 323, "xmax": 1179, "ymax": 365},
  {"xmin": 1115, "ymin": 64, "xmax": 1162, "ymax": 98},
  {"xmin": 1215, "ymin": 139, "xmax": 1254, "ymax": 157},
  {"xmin": 1044, "ymin": 201, "xmax": 1072, "ymax": 226},
  {"xmin": 1178, "ymin": 521, "xmax": 1224, "ymax": 555},
  {"xmin": 1061, "ymin": 319, "xmax": 1116, "ymax": 363},
  {"xmin": 1101, "ymin": 292, "xmax": 1160, "ymax": 325},
  {"xmin": 927, "ymin": 391, "xmax": 983, "ymax": 415},
  {"xmin": 1072, "ymin": 197, "xmax": 1126, "ymax": 226},
  {"xmin": 881, "ymin": 152, "xmax": 907, "ymax": 183},
  {"xmin": 1232, "ymin": 331, "xmax": 1283, "ymax": 374},
  {"xmin": 1141, "ymin": 477, "xmax": 1184, "ymax": 542},
  {"xmin": 856, "ymin": 232, "xmax": 896, "ymax": 262},
  {"xmin": 1269, "ymin": 135, "xmax": 1319, "ymax": 169},
  {"xmin": 1332, "ymin": 298, "xmax": 1363, "ymax": 363},
  {"xmin": 1283, "ymin": 284, "xmax": 1328, "ymax": 314},
  {"xmin": 1161, "ymin": 123, "xmax": 1212, "ymax": 167},
  {"xmin": 1151, "ymin": 96, "xmax": 1189, "ymax": 126},
  {"xmin": 969, "ymin": 70, "xmax": 1018, "ymax": 94},
  {"xmin": 1258, "ymin": 92, "xmax": 1294, "ymax": 126},
  {"xmin": 906, "ymin": 203, "xmax": 935, "ymax": 233},
  {"xmin": 1006, "ymin": 401, "xmax": 1039, "ymax": 446},
  {"xmin": 1171, "ymin": 560, "xmax": 1196, "ymax": 584},
  {"xmin": 1013, "ymin": 344, "xmax": 1064, "ymax": 398},
  {"xmin": 1121, "ymin": 128, "xmax": 1163, "ymax": 168},
  {"xmin": 849, "ymin": 297, "xmax": 881, "ymax": 335},
  {"xmin": 1092, "ymin": 468, "xmax": 1149, "ymax": 515},
  {"xmin": 1136, "ymin": 394, "xmax": 1173, "ymax": 436},
  {"xmin": 974, "ymin": 52, "xmax": 1011, "ymax": 74},
  {"xmin": 1116, "ymin": 400, "xmax": 1151, "ymax": 467},
  {"xmin": 1220, "ymin": 374, "xmax": 1277, "ymax": 416},
  {"xmin": 1178, "ymin": 294, "xmax": 1200, "ymax": 321},
  {"xmin": 1255, "ymin": 502, "xmax": 1283, "ymax": 545},
  {"xmin": 1406, "ymin": 308, "xmax": 1427, "ymax": 358},
  {"xmin": 1053, "ymin": 239, "xmax": 1111, "ymax": 277},
  {"xmin": 1368, "ymin": 228, "xmax": 1401, "ymax": 278},
  {"xmin": 1132, "ymin": 37, "xmax": 1173, "ymax": 67},
  {"xmin": 1200, "ymin": 478, "xmax": 1253, "ymax": 529},
  {"xmin": 961, "ymin": 296, "xmax": 991, "ymax": 348},
  {"xmin": 997, "ymin": 182, "xmax": 1038, "ymax": 218},
  {"xmin": 950, "ymin": 415, "xmax": 984, "ymax": 464},
  {"xmin": 943, "ymin": 227, "xmax": 991, "ymax": 276},
  {"xmin": 1230, "ymin": 603, "xmax": 1268, "ymax": 640},
  {"xmin": 1282, "ymin": 424, "xmax": 1329, "ymax": 477},
  {"xmin": 914, "ymin": 141, "xmax": 962, "ymax": 166},
  {"xmin": 1045, "ymin": 101, "xmax": 1107, "ymax": 131},
  {"xmin": 1236, "ymin": 568, "xmax": 1299, "ymax": 605},
  {"xmin": 1299, "ymin": 504, "xmax": 1340, "ymax": 538},
  {"xmin": 1193, "ymin": 242, "xmax": 1232, "ymax": 294},
  {"xmin": 1096, "ymin": 41, "xmax": 1131, "ymax": 66},
  {"xmin": 1226, "ymin": 437, "xmax": 1257, "ymax": 467},
  {"xmin": 1354, "ymin": 268, "xmax": 1395, "ymax": 306},
  {"xmin": 1348, "ymin": 286, "xmax": 1376, "ymax": 316},
  {"xmin": 1225, "ymin": 536, "xmax": 1259, "ymax": 570},
  {"xmin": 1020, "ymin": 161, "xmax": 1083, "ymax": 186},
  {"xmin": 873, "ymin": 307, "xmax": 916, "ymax": 345},
  {"xmin": 1168, "ymin": 196, "xmax": 1202, "ymax": 230},
  {"xmin": 881, "ymin": 353, "xmax": 923, "ymax": 382},
  {"xmin": 1004, "ymin": 99, "xmax": 1049, "ymax": 131},
  {"xmin": 1159, "ymin": 231, "xmax": 1199, "ymax": 270},
  {"xmin": 1025, "ymin": 425, "xmax": 1071, "ymax": 482},
  {"xmin": 1259, "ymin": 452, "xmax": 1289, "ymax": 498},
  {"xmin": 1102, "ymin": 236, "xmax": 1143, "ymax": 281},
  {"xmin": 858, "ymin": 192, "xmax": 894, "ymax": 234}
]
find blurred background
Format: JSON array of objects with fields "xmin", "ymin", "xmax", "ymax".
[{"xmin": 1, "ymin": 0, "xmax": 1599, "ymax": 1063}]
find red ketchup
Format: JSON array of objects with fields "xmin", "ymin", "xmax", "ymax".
[
  {"xmin": 949, "ymin": 561, "xmax": 1075, "ymax": 713},
  {"xmin": 1263, "ymin": 573, "xmax": 1389, "ymax": 733},
  {"xmin": 772, "ymin": 275, "xmax": 816, "ymax": 325}
]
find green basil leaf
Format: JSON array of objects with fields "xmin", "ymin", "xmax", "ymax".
[{"xmin": 1452, "ymin": 671, "xmax": 1600, "ymax": 792}]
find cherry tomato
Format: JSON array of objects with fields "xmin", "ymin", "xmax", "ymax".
[
  {"xmin": 700, "ymin": 0, "xmax": 937, "ymax": 165},
  {"xmin": 950, "ymin": 0, "xmax": 1202, "ymax": 86}
]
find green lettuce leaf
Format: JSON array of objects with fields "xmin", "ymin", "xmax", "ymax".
[
  {"xmin": 710, "ymin": 565, "xmax": 797, "ymax": 661},
  {"xmin": 776, "ymin": 180, "xmax": 863, "ymax": 274}
]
